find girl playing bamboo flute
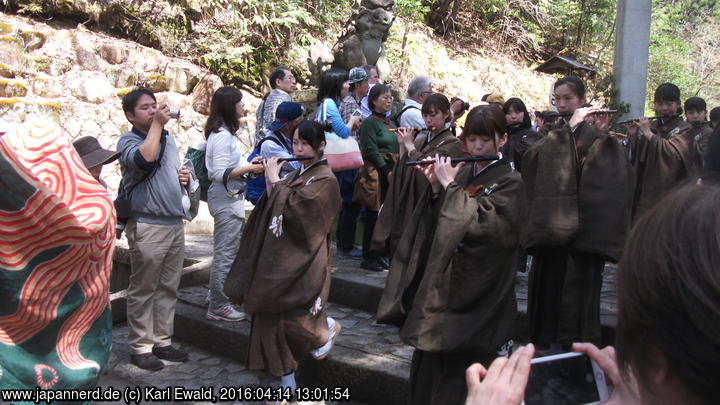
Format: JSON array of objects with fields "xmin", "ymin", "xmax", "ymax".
[
  {"xmin": 371, "ymin": 93, "xmax": 465, "ymax": 258},
  {"xmin": 377, "ymin": 105, "xmax": 527, "ymax": 405},
  {"xmin": 522, "ymin": 75, "xmax": 634, "ymax": 349},
  {"xmin": 625, "ymin": 82, "xmax": 694, "ymax": 221},
  {"xmin": 224, "ymin": 120, "xmax": 341, "ymax": 398}
]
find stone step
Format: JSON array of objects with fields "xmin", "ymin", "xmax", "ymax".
[
  {"xmin": 102, "ymin": 325, "xmax": 370, "ymax": 405},
  {"xmin": 113, "ymin": 234, "xmax": 618, "ymax": 344},
  {"xmin": 174, "ymin": 286, "xmax": 411, "ymax": 405},
  {"xmin": 330, "ymin": 251, "xmax": 618, "ymax": 345}
]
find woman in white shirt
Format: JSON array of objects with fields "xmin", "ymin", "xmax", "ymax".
[{"xmin": 204, "ymin": 86, "xmax": 263, "ymax": 321}]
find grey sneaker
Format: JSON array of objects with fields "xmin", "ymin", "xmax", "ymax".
[{"xmin": 206, "ymin": 305, "xmax": 246, "ymax": 321}]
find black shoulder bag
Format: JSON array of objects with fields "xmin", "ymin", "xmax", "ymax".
[{"xmin": 114, "ymin": 136, "xmax": 167, "ymax": 232}]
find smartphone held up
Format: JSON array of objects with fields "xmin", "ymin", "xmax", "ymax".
[{"xmin": 522, "ymin": 352, "xmax": 609, "ymax": 405}]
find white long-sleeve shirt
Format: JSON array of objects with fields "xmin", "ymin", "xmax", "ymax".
[{"xmin": 205, "ymin": 126, "xmax": 248, "ymax": 217}]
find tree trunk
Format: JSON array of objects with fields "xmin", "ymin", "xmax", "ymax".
[
  {"xmin": 427, "ymin": 0, "xmax": 454, "ymax": 31},
  {"xmin": 427, "ymin": 0, "xmax": 462, "ymax": 34}
]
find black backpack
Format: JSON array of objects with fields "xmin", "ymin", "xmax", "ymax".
[
  {"xmin": 245, "ymin": 134, "xmax": 286, "ymax": 205},
  {"xmin": 392, "ymin": 105, "xmax": 420, "ymax": 127}
]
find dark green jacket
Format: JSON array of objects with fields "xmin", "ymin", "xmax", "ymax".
[{"xmin": 359, "ymin": 115, "xmax": 399, "ymax": 175}]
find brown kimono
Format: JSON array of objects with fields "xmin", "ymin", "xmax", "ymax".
[
  {"xmin": 521, "ymin": 122, "xmax": 634, "ymax": 345},
  {"xmin": 224, "ymin": 160, "xmax": 341, "ymax": 377},
  {"xmin": 632, "ymin": 116, "xmax": 694, "ymax": 221},
  {"xmin": 377, "ymin": 160, "xmax": 526, "ymax": 405},
  {"xmin": 691, "ymin": 122, "xmax": 714, "ymax": 171},
  {"xmin": 371, "ymin": 128, "xmax": 465, "ymax": 255},
  {"xmin": 503, "ymin": 126, "xmax": 538, "ymax": 168}
]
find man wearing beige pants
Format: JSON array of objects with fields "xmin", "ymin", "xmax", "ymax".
[{"xmin": 117, "ymin": 88, "xmax": 191, "ymax": 371}]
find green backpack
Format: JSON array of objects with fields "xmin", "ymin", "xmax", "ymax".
[{"xmin": 185, "ymin": 147, "xmax": 211, "ymax": 202}]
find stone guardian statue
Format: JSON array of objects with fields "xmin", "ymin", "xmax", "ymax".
[{"xmin": 332, "ymin": 0, "xmax": 395, "ymax": 82}]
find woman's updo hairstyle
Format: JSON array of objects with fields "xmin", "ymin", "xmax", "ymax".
[
  {"xmin": 553, "ymin": 75, "xmax": 586, "ymax": 99},
  {"xmin": 295, "ymin": 120, "xmax": 327, "ymax": 154},
  {"xmin": 421, "ymin": 93, "xmax": 452, "ymax": 123},
  {"xmin": 460, "ymin": 104, "xmax": 507, "ymax": 144}
]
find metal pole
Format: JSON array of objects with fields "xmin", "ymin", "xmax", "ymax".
[{"xmin": 613, "ymin": 0, "xmax": 652, "ymax": 120}]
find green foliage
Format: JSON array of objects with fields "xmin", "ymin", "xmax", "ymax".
[
  {"xmin": 180, "ymin": 0, "xmax": 352, "ymax": 88},
  {"xmin": 646, "ymin": 0, "xmax": 720, "ymax": 109},
  {"xmin": 432, "ymin": 0, "xmax": 716, "ymax": 109},
  {"xmin": 17, "ymin": 2, "xmax": 43, "ymax": 14},
  {"xmin": 396, "ymin": 0, "xmax": 430, "ymax": 19}
]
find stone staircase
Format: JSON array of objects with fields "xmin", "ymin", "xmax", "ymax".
[{"xmin": 111, "ymin": 234, "xmax": 619, "ymax": 405}]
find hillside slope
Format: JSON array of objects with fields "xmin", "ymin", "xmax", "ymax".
[
  {"xmin": 0, "ymin": 9, "xmax": 556, "ymax": 197},
  {"xmin": 384, "ymin": 17, "xmax": 554, "ymax": 110}
]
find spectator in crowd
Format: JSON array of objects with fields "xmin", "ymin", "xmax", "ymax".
[
  {"xmin": 260, "ymin": 101, "xmax": 305, "ymax": 179},
  {"xmin": 357, "ymin": 84, "xmax": 399, "ymax": 271},
  {"xmin": 117, "ymin": 88, "xmax": 190, "ymax": 371},
  {"xmin": 72, "ymin": 135, "xmax": 120, "ymax": 188},
  {"xmin": 254, "ymin": 66, "xmax": 296, "ymax": 145},
  {"xmin": 449, "ymin": 96, "xmax": 470, "ymax": 133},
  {"xmin": 465, "ymin": 181, "xmax": 720, "ymax": 405},
  {"xmin": 363, "ymin": 64, "xmax": 380, "ymax": 84},
  {"xmin": 340, "ymin": 67, "xmax": 369, "ymax": 141},
  {"xmin": 316, "ymin": 68, "xmax": 361, "ymax": 142},
  {"xmin": 485, "ymin": 94, "xmax": 505, "ymax": 106},
  {"xmin": 359, "ymin": 64, "xmax": 381, "ymax": 117},
  {"xmin": 502, "ymin": 97, "xmax": 537, "ymax": 169},
  {"xmin": 316, "ymin": 69, "xmax": 362, "ymax": 259},
  {"xmin": 399, "ymin": 76, "xmax": 433, "ymax": 128},
  {"xmin": 204, "ymin": 86, "xmax": 264, "ymax": 322},
  {"xmin": 335, "ymin": 67, "xmax": 370, "ymax": 259}
]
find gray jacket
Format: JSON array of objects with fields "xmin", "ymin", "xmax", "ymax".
[
  {"xmin": 254, "ymin": 89, "xmax": 291, "ymax": 144},
  {"xmin": 117, "ymin": 128, "xmax": 184, "ymax": 224}
]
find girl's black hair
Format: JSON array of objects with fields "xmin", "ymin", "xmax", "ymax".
[
  {"xmin": 368, "ymin": 84, "xmax": 392, "ymax": 115},
  {"xmin": 295, "ymin": 120, "xmax": 327, "ymax": 154},
  {"xmin": 460, "ymin": 104, "xmax": 507, "ymax": 146},
  {"xmin": 421, "ymin": 93, "xmax": 452, "ymax": 123},
  {"xmin": 654, "ymin": 82, "xmax": 681, "ymax": 103},
  {"xmin": 554, "ymin": 75, "xmax": 586, "ymax": 99},
  {"xmin": 450, "ymin": 97, "xmax": 470, "ymax": 113},
  {"xmin": 685, "ymin": 96, "xmax": 707, "ymax": 112},
  {"xmin": 204, "ymin": 86, "xmax": 243, "ymax": 139},
  {"xmin": 317, "ymin": 68, "xmax": 348, "ymax": 104},
  {"xmin": 503, "ymin": 97, "xmax": 532, "ymax": 130}
]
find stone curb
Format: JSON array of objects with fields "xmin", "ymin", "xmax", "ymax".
[
  {"xmin": 114, "ymin": 243, "xmax": 616, "ymax": 345},
  {"xmin": 172, "ymin": 301, "xmax": 408, "ymax": 405},
  {"xmin": 111, "ymin": 251, "xmax": 212, "ymax": 323},
  {"xmin": 330, "ymin": 270, "xmax": 617, "ymax": 346}
]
